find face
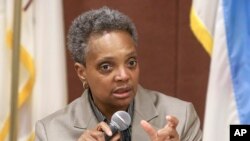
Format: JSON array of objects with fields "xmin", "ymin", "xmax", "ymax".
[{"xmin": 75, "ymin": 30, "xmax": 139, "ymax": 115}]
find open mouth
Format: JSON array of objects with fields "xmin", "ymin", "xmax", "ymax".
[{"xmin": 112, "ymin": 86, "xmax": 132, "ymax": 99}]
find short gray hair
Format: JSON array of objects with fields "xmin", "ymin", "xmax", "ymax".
[{"xmin": 67, "ymin": 6, "xmax": 138, "ymax": 64}]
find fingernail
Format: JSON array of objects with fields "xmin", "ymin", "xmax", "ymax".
[{"xmin": 108, "ymin": 131, "xmax": 112, "ymax": 136}]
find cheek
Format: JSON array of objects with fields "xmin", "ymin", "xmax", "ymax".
[
  {"xmin": 88, "ymin": 77, "xmax": 114, "ymax": 100},
  {"xmin": 87, "ymin": 74, "xmax": 112, "ymax": 91}
]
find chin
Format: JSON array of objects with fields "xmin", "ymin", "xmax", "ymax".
[{"xmin": 114, "ymin": 98, "xmax": 133, "ymax": 109}]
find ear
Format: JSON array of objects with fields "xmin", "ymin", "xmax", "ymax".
[{"xmin": 74, "ymin": 62, "xmax": 86, "ymax": 82}]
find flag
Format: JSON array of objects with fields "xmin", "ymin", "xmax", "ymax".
[
  {"xmin": 190, "ymin": 0, "xmax": 250, "ymax": 140},
  {"xmin": 0, "ymin": 0, "xmax": 68, "ymax": 140}
]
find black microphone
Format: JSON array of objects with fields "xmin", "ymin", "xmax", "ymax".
[{"xmin": 105, "ymin": 111, "xmax": 131, "ymax": 140}]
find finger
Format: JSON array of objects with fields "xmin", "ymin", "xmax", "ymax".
[
  {"xmin": 89, "ymin": 130, "xmax": 105, "ymax": 140},
  {"xmin": 140, "ymin": 120, "xmax": 157, "ymax": 140},
  {"xmin": 78, "ymin": 130, "xmax": 97, "ymax": 141},
  {"xmin": 96, "ymin": 121, "xmax": 112, "ymax": 136},
  {"xmin": 165, "ymin": 115, "xmax": 179, "ymax": 128},
  {"xmin": 157, "ymin": 126, "xmax": 179, "ymax": 141},
  {"xmin": 110, "ymin": 132, "xmax": 121, "ymax": 141}
]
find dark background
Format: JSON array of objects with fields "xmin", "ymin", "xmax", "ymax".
[{"xmin": 63, "ymin": 0, "xmax": 210, "ymax": 128}]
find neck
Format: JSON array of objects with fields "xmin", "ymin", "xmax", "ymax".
[{"xmin": 96, "ymin": 103, "xmax": 129, "ymax": 121}]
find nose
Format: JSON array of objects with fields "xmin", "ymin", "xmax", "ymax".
[{"xmin": 114, "ymin": 67, "xmax": 129, "ymax": 82}]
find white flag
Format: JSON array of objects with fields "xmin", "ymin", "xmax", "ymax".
[
  {"xmin": 0, "ymin": 0, "xmax": 68, "ymax": 140},
  {"xmin": 191, "ymin": 0, "xmax": 250, "ymax": 140}
]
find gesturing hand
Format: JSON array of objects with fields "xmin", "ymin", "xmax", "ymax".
[
  {"xmin": 77, "ymin": 121, "xmax": 121, "ymax": 141},
  {"xmin": 140, "ymin": 115, "xmax": 180, "ymax": 141}
]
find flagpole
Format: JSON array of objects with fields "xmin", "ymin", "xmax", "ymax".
[{"xmin": 10, "ymin": 0, "xmax": 22, "ymax": 140}]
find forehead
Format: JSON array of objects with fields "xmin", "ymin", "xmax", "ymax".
[{"xmin": 86, "ymin": 30, "xmax": 137, "ymax": 60}]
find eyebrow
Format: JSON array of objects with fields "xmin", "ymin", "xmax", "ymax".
[
  {"xmin": 126, "ymin": 51, "xmax": 137, "ymax": 57},
  {"xmin": 96, "ymin": 51, "xmax": 137, "ymax": 63}
]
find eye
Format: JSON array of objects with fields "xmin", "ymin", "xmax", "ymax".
[
  {"xmin": 127, "ymin": 58, "xmax": 137, "ymax": 68},
  {"xmin": 99, "ymin": 63, "xmax": 113, "ymax": 73}
]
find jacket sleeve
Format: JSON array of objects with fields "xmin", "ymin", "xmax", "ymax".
[
  {"xmin": 35, "ymin": 120, "xmax": 48, "ymax": 141},
  {"xmin": 181, "ymin": 103, "xmax": 202, "ymax": 141}
]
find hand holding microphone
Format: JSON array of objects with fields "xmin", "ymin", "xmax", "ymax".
[
  {"xmin": 105, "ymin": 111, "xmax": 131, "ymax": 140},
  {"xmin": 78, "ymin": 111, "xmax": 131, "ymax": 141}
]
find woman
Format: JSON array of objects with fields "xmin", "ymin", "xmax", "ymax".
[{"xmin": 35, "ymin": 6, "xmax": 202, "ymax": 141}]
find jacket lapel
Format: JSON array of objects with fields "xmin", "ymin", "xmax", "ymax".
[
  {"xmin": 73, "ymin": 90, "xmax": 98, "ymax": 130},
  {"xmin": 132, "ymin": 85, "xmax": 159, "ymax": 140}
]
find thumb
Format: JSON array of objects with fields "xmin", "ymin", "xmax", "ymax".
[{"xmin": 140, "ymin": 120, "xmax": 157, "ymax": 140}]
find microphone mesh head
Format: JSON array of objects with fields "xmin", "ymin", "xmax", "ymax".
[{"xmin": 111, "ymin": 111, "xmax": 131, "ymax": 131}]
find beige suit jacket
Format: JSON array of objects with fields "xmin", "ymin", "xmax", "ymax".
[{"xmin": 35, "ymin": 86, "xmax": 202, "ymax": 141}]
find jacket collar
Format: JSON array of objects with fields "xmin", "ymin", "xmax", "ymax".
[
  {"xmin": 73, "ymin": 89, "xmax": 98, "ymax": 129},
  {"xmin": 134, "ymin": 85, "xmax": 159, "ymax": 121}
]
